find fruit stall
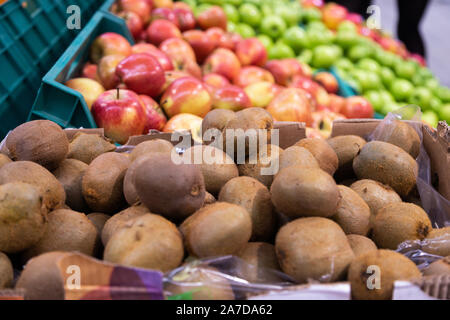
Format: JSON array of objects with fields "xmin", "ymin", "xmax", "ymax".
[{"xmin": 0, "ymin": 0, "xmax": 449, "ymax": 302}]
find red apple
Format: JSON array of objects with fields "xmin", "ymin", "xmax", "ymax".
[
  {"xmin": 327, "ymin": 94, "xmax": 346, "ymax": 113},
  {"xmin": 174, "ymin": 58, "xmax": 202, "ymax": 78},
  {"xmin": 305, "ymin": 127, "xmax": 325, "ymax": 139},
  {"xmin": 196, "ymin": 6, "xmax": 227, "ymax": 31},
  {"xmin": 163, "ymin": 113, "xmax": 203, "ymax": 143},
  {"xmin": 290, "ymin": 75, "xmax": 330, "ymax": 108},
  {"xmin": 409, "ymin": 53, "xmax": 426, "ymax": 67},
  {"xmin": 346, "ymin": 12, "xmax": 363, "ymax": 25},
  {"xmin": 205, "ymin": 27, "xmax": 225, "ymax": 47},
  {"xmin": 151, "ymin": 7, "xmax": 179, "ymax": 27},
  {"xmin": 322, "ymin": 3, "xmax": 348, "ymax": 30},
  {"xmin": 131, "ymin": 43, "xmax": 173, "ymax": 71},
  {"xmin": 342, "ymin": 96, "xmax": 374, "ymax": 119},
  {"xmin": 160, "ymin": 77, "xmax": 212, "ymax": 117},
  {"xmin": 153, "ymin": 0, "xmax": 173, "ymax": 9},
  {"xmin": 82, "ymin": 63, "xmax": 99, "ymax": 81},
  {"xmin": 211, "ymin": 85, "xmax": 252, "ymax": 111},
  {"xmin": 203, "ymin": 48, "xmax": 241, "ymax": 82},
  {"xmin": 117, "ymin": 11, "xmax": 144, "ymax": 40},
  {"xmin": 173, "ymin": 7, "xmax": 196, "ymax": 31},
  {"xmin": 90, "ymin": 32, "xmax": 131, "ymax": 64},
  {"xmin": 266, "ymin": 88, "xmax": 313, "ymax": 125},
  {"xmin": 159, "ymin": 38, "xmax": 196, "ymax": 67},
  {"xmin": 139, "ymin": 94, "xmax": 167, "ymax": 132},
  {"xmin": 146, "ymin": 19, "xmax": 181, "ymax": 46},
  {"xmin": 136, "ymin": 30, "xmax": 148, "ymax": 43},
  {"xmin": 233, "ymin": 66, "xmax": 274, "ymax": 88},
  {"xmin": 311, "ymin": 110, "xmax": 346, "ymax": 138},
  {"xmin": 244, "ymin": 81, "xmax": 278, "ymax": 108},
  {"xmin": 313, "ymin": 72, "xmax": 339, "ymax": 94},
  {"xmin": 173, "ymin": 2, "xmax": 190, "ymax": 11},
  {"xmin": 203, "ymin": 73, "xmax": 230, "ymax": 88},
  {"xmin": 97, "ymin": 54, "xmax": 126, "ymax": 90},
  {"xmin": 301, "ymin": 0, "xmax": 324, "ymax": 8},
  {"xmin": 91, "ymin": 89, "xmax": 147, "ymax": 144},
  {"xmin": 160, "ymin": 70, "xmax": 191, "ymax": 93},
  {"xmin": 182, "ymin": 30, "xmax": 216, "ymax": 63},
  {"xmin": 118, "ymin": 0, "xmax": 152, "ymax": 25},
  {"xmin": 235, "ymin": 38, "xmax": 267, "ymax": 67},
  {"xmin": 66, "ymin": 78, "xmax": 105, "ymax": 110},
  {"xmin": 116, "ymin": 53, "xmax": 165, "ymax": 98},
  {"xmin": 265, "ymin": 58, "xmax": 305, "ymax": 86}
]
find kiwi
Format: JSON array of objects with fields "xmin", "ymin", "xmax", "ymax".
[
  {"xmin": 0, "ymin": 252, "xmax": 13, "ymax": 288},
  {"xmin": 372, "ymin": 203, "xmax": 432, "ymax": 250},
  {"xmin": 22, "ymin": 209, "xmax": 97, "ymax": 261},
  {"xmin": 327, "ymin": 135, "xmax": 366, "ymax": 178},
  {"xmin": 101, "ymin": 205, "xmax": 149, "ymax": 246},
  {"xmin": 294, "ymin": 138, "xmax": 339, "ymax": 175},
  {"xmin": 278, "ymin": 146, "xmax": 319, "ymax": 172},
  {"xmin": 332, "ymin": 186, "xmax": 371, "ymax": 236},
  {"xmin": 53, "ymin": 159, "xmax": 89, "ymax": 212},
  {"xmin": 347, "ymin": 234, "xmax": 377, "ymax": 257},
  {"xmin": 0, "ymin": 182, "xmax": 48, "ymax": 253},
  {"xmin": 123, "ymin": 154, "xmax": 152, "ymax": 206},
  {"xmin": 238, "ymin": 144, "xmax": 283, "ymax": 188},
  {"xmin": 0, "ymin": 161, "xmax": 66, "ymax": 211},
  {"xmin": 219, "ymin": 176, "xmax": 276, "ymax": 241},
  {"xmin": 202, "ymin": 108, "xmax": 236, "ymax": 144},
  {"xmin": 180, "ymin": 202, "xmax": 252, "ymax": 258},
  {"xmin": 183, "ymin": 145, "xmax": 238, "ymax": 195},
  {"xmin": 374, "ymin": 120, "xmax": 421, "ymax": 158},
  {"xmin": 0, "ymin": 154, "xmax": 12, "ymax": 169},
  {"xmin": 165, "ymin": 267, "xmax": 235, "ymax": 300},
  {"xmin": 134, "ymin": 153, "xmax": 205, "ymax": 222},
  {"xmin": 236, "ymin": 242, "xmax": 281, "ymax": 283},
  {"xmin": 104, "ymin": 214, "xmax": 184, "ymax": 272},
  {"xmin": 350, "ymin": 179, "xmax": 402, "ymax": 226},
  {"xmin": 275, "ymin": 217, "xmax": 354, "ymax": 283},
  {"xmin": 421, "ymin": 227, "xmax": 450, "ymax": 257},
  {"xmin": 203, "ymin": 192, "xmax": 216, "ymax": 206},
  {"xmin": 271, "ymin": 166, "xmax": 340, "ymax": 218},
  {"xmin": 353, "ymin": 141, "xmax": 418, "ymax": 197},
  {"xmin": 348, "ymin": 249, "xmax": 421, "ymax": 300},
  {"xmin": 6, "ymin": 120, "xmax": 69, "ymax": 170},
  {"xmin": 15, "ymin": 251, "xmax": 68, "ymax": 300},
  {"xmin": 422, "ymin": 256, "xmax": 450, "ymax": 276},
  {"xmin": 82, "ymin": 152, "xmax": 130, "ymax": 214},
  {"xmin": 67, "ymin": 132, "xmax": 116, "ymax": 164},
  {"xmin": 129, "ymin": 139, "xmax": 173, "ymax": 162},
  {"xmin": 87, "ymin": 212, "xmax": 110, "ymax": 257}
]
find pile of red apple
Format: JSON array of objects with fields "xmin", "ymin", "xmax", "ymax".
[{"xmin": 67, "ymin": 0, "xmax": 374, "ymax": 144}]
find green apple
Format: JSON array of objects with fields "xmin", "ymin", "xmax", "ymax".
[
  {"xmin": 312, "ymin": 45, "xmax": 342, "ymax": 69},
  {"xmin": 335, "ymin": 30, "xmax": 359, "ymax": 49},
  {"xmin": 352, "ymin": 69, "xmax": 382, "ymax": 92},
  {"xmin": 439, "ymin": 103, "xmax": 450, "ymax": 123},
  {"xmin": 260, "ymin": 3, "xmax": 273, "ymax": 16},
  {"xmin": 223, "ymin": 3, "xmax": 240, "ymax": 23},
  {"xmin": 379, "ymin": 89, "xmax": 395, "ymax": 104},
  {"xmin": 429, "ymin": 96, "xmax": 442, "ymax": 113},
  {"xmin": 411, "ymin": 73, "xmax": 425, "ymax": 86},
  {"xmin": 381, "ymin": 101, "xmax": 401, "ymax": 115},
  {"xmin": 302, "ymin": 7, "xmax": 322, "ymax": 23},
  {"xmin": 256, "ymin": 34, "xmax": 273, "ymax": 50},
  {"xmin": 434, "ymin": 85, "xmax": 450, "ymax": 103},
  {"xmin": 417, "ymin": 67, "xmax": 433, "ymax": 80},
  {"xmin": 243, "ymin": 0, "xmax": 262, "ymax": 6},
  {"xmin": 424, "ymin": 78, "xmax": 439, "ymax": 91},
  {"xmin": 238, "ymin": 3, "xmax": 261, "ymax": 27},
  {"xmin": 306, "ymin": 28, "xmax": 335, "ymax": 48},
  {"xmin": 260, "ymin": 16, "xmax": 287, "ymax": 39},
  {"xmin": 422, "ymin": 110, "xmax": 439, "ymax": 127},
  {"xmin": 268, "ymin": 40, "xmax": 295, "ymax": 59},
  {"xmin": 335, "ymin": 57, "xmax": 354, "ymax": 71},
  {"xmin": 182, "ymin": 0, "xmax": 197, "ymax": 7},
  {"xmin": 283, "ymin": 26, "xmax": 307, "ymax": 54},
  {"xmin": 357, "ymin": 58, "xmax": 381, "ymax": 74},
  {"xmin": 379, "ymin": 67, "xmax": 395, "ymax": 88},
  {"xmin": 235, "ymin": 23, "xmax": 255, "ymax": 38},
  {"xmin": 348, "ymin": 44, "xmax": 374, "ymax": 62},
  {"xmin": 297, "ymin": 49, "xmax": 313, "ymax": 64},
  {"xmin": 194, "ymin": 3, "xmax": 212, "ymax": 16},
  {"xmin": 374, "ymin": 48, "xmax": 401, "ymax": 68},
  {"xmin": 364, "ymin": 90, "xmax": 383, "ymax": 112},
  {"xmin": 394, "ymin": 59, "xmax": 417, "ymax": 80},
  {"xmin": 408, "ymin": 86, "xmax": 433, "ymax": 109},
  {"xmin": 390, "ymin": 79, "xmax": 414, "ymax": 101},
  {"xmin": 275, "ymin": 5, "xmax": 300, "ymax": 26}
]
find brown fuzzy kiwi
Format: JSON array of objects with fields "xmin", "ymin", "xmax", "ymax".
[
  {"xmin": 0, "ymin": 161, "xmax": 66, "ymax": 211},
  {"xmin": 52, "ymin": 159, "xmax": 89, "ymax": 212},
  {"xmin": 271, "ymin": 166, "xmax": 340, "ymax": 218},
  {"xmin": 0, "ymin": 252, "xmax": 13, "ymax": 288},
  {"xmin": 375, "ymin": 120, "xmax": 421, "ymax": 158},
  {"xmin": 134, "ymin": 153, "xmax": 205, "ymax": 222},
  {"xmin": 346, "ymin": 234, "xmax": 377, "ymax": 257},
  {"xmin": 372, "ymin": 203, "xmax": 432, "ymax": 250},
  {"xmin": 15, "ymin": 251, "xmax": 69, "ymax": 300},
  {"xmin": 348, "ymin": 249, "xmax": 421, "ymax": 300},
  {"xmin": 87, "ymin": 213, "xmax": 110, "ymax": 257},
  {"xmin": 203, "ymin": 192, "xmax": 216, "ymax": 206},
  {"xmin": 180, "ymin": 202, "xmax": 252, "ymax": 258},
  {"xmin": 0, "ymin": 182, "xmax": 48, "ymax": 253},
  {"xmin": 219, "ymin": 176, "xmax": 276, "ymax": 241},
  {"xmin": 222, "ymin": 108, "xmax": 273, "ymax": 160},
  {"xmin": 236, "ymin": 242, "xmax": 281, "ymax": 283},
  {"xmin": 0, "ymin": 154, "xmax": 12, "ymax": 169},
  {"xmin": 201, "ymin": 109, "xmax": 236, "ymax": 144},
  {"xmin": 421, "ymin": 227, "xmax": 450, "ymax": 257},
  {"xmin": 6, "ymin": 120, "xmax": 69, "ymax": 170},
  {"xmin": 327, "ymin": 135, "xmax": 366, "ymax": 177},
  {"xmin": 101, "ymin": 205, "xmax": 148, "ymax": 246},
  {"xmin": 238, "ymin": 144, "xmax": 283, "ymax": 188},
  {"xmin": 165, "ymin": 267, "xmax": 235, "ymax": 300},
  {"xmin": 278, "ymin": 146, "xmax": 319, "ymax": 172},
  {"xmin": 332, "ymin": 186, "xmax": 371, "ymax": 236},
  {"xmin": 350, "ymin": 179, "xmax": 402, "ymax": 226},
  {"xmin": 22, "ymin": 209, "xmax": 97, "ymax": 261},
  {"xmin": 123, "ymin": 154, "xmax": 153, "ymax": 206},
  {"xmin": 422, "ymin": 256, "xmax": 450, "ymax": 276},
  {"xmin": 82, "ymin": 152, "xmax": 130, "ymax": 214},
  {"xmin": 67, "ymin": 132, "xmax": 116, "ymax": 164},
  {"xmin": 275, "ymin": 217, "xmax": 355, "ymax": 283},
  {"xmin": 353, "ymin": 141, "xmax": 418, "ymax": 197},
  {"xmin": 294, "ymin": 138, "xmax": 339, "ymax": 175},
  {"xmin": 129, "ymin": 139, "xmax": 173, "ymax": 162},
  {"xmin": 183, "ymin": 145, "xmax": 238, "ymax": 195},
  {"xmin": 104, "ymin": 214, "xmax": 184, "ymax": 272}
]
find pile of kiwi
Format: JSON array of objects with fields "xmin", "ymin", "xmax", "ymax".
[{"xmin": 1, "ymin": 117, "xmax": 448, "ymax": 301}]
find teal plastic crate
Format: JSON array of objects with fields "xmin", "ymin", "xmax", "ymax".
[
  {"xmin": 0, "ymin": 0, "xmax": 102, "ymax": 138},
  {"xmin": 28, "ymin": 11, "xmax": 133, "ymax": 129},
  {"xmin": 100, "ymin": 0, "xmax": 116, "ymax": 14}
]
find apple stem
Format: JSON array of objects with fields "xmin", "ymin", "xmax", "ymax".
[{"xmin": 116, "ymin": 88, "xmax": 119, "ymax": 99}]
